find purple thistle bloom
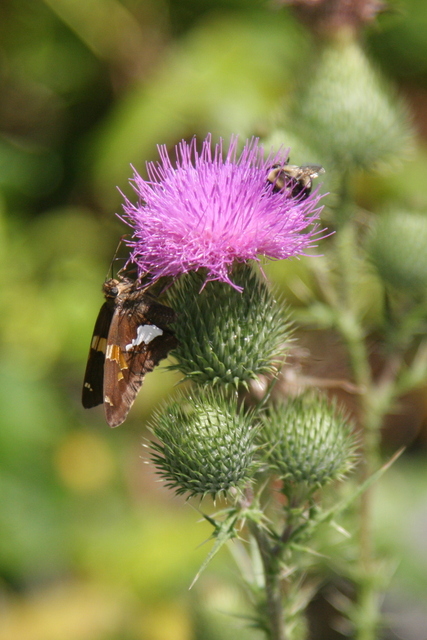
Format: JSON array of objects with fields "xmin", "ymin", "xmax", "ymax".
[{"xmin": 121, "ymin": 134, "xmax": 325, "ymax": 290}]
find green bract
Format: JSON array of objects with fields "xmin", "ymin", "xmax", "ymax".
[
  {"xmin": 166, "ymin": 265, "xmax": 291, "ymax": 389},
  {"xmin": 259, "ymin": 394, "xmax": 356, "ymax": 490},
  {"xmin": 150, "ymin": 390, "xmax": 258, "ymax": 499}
]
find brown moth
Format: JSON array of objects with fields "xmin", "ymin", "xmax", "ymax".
[{"xmin": 82, "ymin": 276, "xmax": 177, "ymax": 427}]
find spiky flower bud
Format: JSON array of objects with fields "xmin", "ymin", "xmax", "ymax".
[
  {"xmin": 259, "ymin": 393, "xmax": 356, "ymax": 490},
  {"xmin": 294, "ymin": 39, "xmax": 413, "ymax": 170},
  {"xmin": 367, "ymin": 210, "xmax": 427, "ymax": 295},
  {"xmin": 166, "ymin": 265, "xmax": 292, "ymax": 389},
  {"xmin": 150, "ymin": 390, "xmax": 258, "ymax": 499}
]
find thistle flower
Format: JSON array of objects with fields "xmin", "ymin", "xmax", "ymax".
[{"xmin": 121, "ymin": 135, "xmax": 325, "ymax": 290}]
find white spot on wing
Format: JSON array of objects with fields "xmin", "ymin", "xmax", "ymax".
[{"xmin": 126, "ymin": 324, "xmax": 163, "ymax": 351}]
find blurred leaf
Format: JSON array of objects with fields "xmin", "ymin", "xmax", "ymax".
[
  {"xmin": 373, "ymin": 456, "xmax": 427, "ymax": 594},
  {"xmin": 0, "ymin": 136, "xmax": 62, "ymax": 199},
  {"xmin": 0, "ymin": 581, "xmax": 134, "ymax": 640},
  {"xmin": 369, "ymin": 0, "xmax": 427, "ymax": 79},
  {"xmin": 1, "ymin": 206, "xmax": 119, "ymax": 375},
  {"xmin": 43, "ymin": 0, "xmax": 162, "ymax": 83},
  {"xmin": 89, "ymin": 12, "xmax": 307, "ymax": 208},
  {"xmin": 76, "ymin": 507, "xmax": 214, "ymax": 597},
  {"xmin": 53, "ymin": 430, "xmax": 116, "ymax": 493}
]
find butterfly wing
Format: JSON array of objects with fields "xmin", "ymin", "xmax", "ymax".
[
  {"xmin": 82, "ymin": 301, "xmax": 115, "ymax": 408},
  {"xmin": 103, "ymin": 297, "xmax": 178, "ymax": 427}
]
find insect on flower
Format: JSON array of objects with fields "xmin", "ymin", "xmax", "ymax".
[
  {"xmin": 121, "ymin": 134, "xmax": 326, "ymax": 290},
  {"xmin": 82, "ymin": 275, "xmax": 177, "ymax": 427},
  {"xmin": 267, "ymin": 162, "xmax": 325, "ymax": 200}
]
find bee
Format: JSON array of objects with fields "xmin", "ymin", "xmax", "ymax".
[{"xmin": 267, "ymin": 162, "xmax": 325, "ymax": 200}]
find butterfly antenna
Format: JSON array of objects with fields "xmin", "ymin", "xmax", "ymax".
[{"xmin": 106, "ymin": 235, "xmax": 129, "ymax": 280}]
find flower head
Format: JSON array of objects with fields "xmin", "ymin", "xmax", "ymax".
[
  {"xmin": 167, "ymin": 265, "xmax": 292, "ymax": 388},
  {"xmin": 121, "ymin": 135, "xmax": 325, "ymax": 289},
  {"xmin": 150, "ymin": 388, "xmax": 258, "ymax": 499},
  {"xmin": 258, "ymin": 393, "xmax": 357, "ymax": 493}
]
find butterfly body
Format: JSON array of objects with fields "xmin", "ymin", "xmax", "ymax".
[{"xmin": 82, "ymin": 277, "xmax": 177, "ymax": 427}]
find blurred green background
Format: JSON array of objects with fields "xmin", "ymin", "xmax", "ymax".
[{"xmin": 1, "ymin": 0, "xmax": 427, "ymax": 638}]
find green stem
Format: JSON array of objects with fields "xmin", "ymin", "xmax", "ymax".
[
  {"xmin": 354, "ymin": 393, "xmax": 382, "ymax": 640},
  {"xmin": 354, "ymin": 361, "xmax": 402, "ymax": 639},
  {"xmin": 337, "ymin": 304, "xmax": 378, "ymax": 636},
  {"xmin": 249, "ymin": 523, "xmax": 287, "ymax": 640},
  {"xmin": 331, "ymin": 204, "xmax": 383, "ymax": 639},
  {"xmin": 331, "ymin": 208, "xmax": 411, "ymax": 639}
]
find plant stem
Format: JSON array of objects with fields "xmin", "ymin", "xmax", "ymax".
[
  {"xmin": 310, "ymin": 202, "xmax": 388, "ymax": 637},
  {"xmin": 331, "ymin": 209, "xmax": 383, "ymax": 640},
  {"xmin": 249, "ymin": 522, "xmax": 287, "ymax": 640},
  {"xmin": 354, "ymin": 392, "xmax": 382, "ymax": 640},
  {"xmin": 331, "ymin": 205, "xmax": 410, "ymax": 638}
]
